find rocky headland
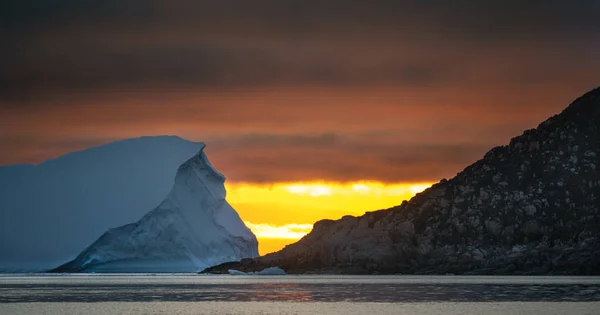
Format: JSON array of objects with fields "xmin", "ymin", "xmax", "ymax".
[{"xmin": 203, "ymin": 87, "xmax": 600, "ymax": 275}]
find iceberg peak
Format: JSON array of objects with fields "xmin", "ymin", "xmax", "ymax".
[{"xmin": 179, "ymin": 142, "xmax": 226, "ymax": 182}]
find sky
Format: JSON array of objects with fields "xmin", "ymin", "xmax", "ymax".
[{"xmin": 2, "ymin": 1, "xmax": 600, "ymax": 254}]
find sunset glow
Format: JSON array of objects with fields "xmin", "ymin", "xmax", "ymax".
[
  {"xmin": 225, "ymin": 181, "xmax": 433, "ymax": 255},
  {"xmin": 243, "ymin": 222, "xmax": 314, "ymax": 239},
  {"xmin": 3, "ymin": 0, "xmax": 600, "ymax": 281}
]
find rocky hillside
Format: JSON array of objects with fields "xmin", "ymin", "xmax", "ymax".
[{"xmin": 204, "ymin": 87, "xmax": 600, "ymax": 275}]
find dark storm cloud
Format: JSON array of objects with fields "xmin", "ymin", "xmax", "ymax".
[{"xmin": 2, "ymin": 0, "xmax": 600, "ymax": 100}]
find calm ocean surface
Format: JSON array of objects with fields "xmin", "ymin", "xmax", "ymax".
[{"xmin": 1, "ymin": 274, "xmax": 600, "ymax": 314}]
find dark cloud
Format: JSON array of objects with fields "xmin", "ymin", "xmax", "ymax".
[
  {"xmin": 205, "ymin": 133, "xmax": 492, "ymax": 182},
  {"xmin": 212, "ymin": 133, "xmax": 340, "ymax": 148},
  {"xmin": 4, "ymin": 1, "xmax": 600, "ymax": 37},
  {"xmin": 0, "ymin": 43, "xmax": 452, "ymax": 101},
  {"xmin": 2, "ymin": 1, "xmax": 600, "ymax": 100}
]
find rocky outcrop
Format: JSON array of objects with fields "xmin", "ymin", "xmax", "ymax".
[
  {"xmin": 204, "ymin": 87, "xmax": 600, "ymax": 275},
  {"xmin": 53, "ymin": 144, "xmax": 258, "ymax": 273}
]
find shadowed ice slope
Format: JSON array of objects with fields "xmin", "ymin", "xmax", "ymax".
[{"xmin": 0, "ymin": 136, "xmax": 204, "ymax": 272}]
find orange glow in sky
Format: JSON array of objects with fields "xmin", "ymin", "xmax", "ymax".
[{"xmin": 225, "ymin": 181, "xmax": 432, "ymax": 255}]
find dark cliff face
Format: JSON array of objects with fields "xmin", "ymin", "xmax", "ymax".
[{"xmin": 203, "ymin": 87, "xmax": 600, "ymax": 275}]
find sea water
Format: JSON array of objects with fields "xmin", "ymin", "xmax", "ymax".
[{"xmin": 1, "ymin": 274, "xmax": 599, "ymax": 314}]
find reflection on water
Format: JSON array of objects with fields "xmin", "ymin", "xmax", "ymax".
[
  {"xmin": 247, "ymin": 283, "xmax": 313, "ymax": 302},
  {"xmin": 1, "ymin": 275, "xmax": 600, "ymax": 303},
  {"xmin": 3, "ymin": 301, "xmax": 600, "ymax": 315}
]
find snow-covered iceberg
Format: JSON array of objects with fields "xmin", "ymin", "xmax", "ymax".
[{"xmin": 53, "ymin": 143, "xmax": 258, "ymax": 272}]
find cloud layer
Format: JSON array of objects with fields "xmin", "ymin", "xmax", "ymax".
[{"xmin": 2, "ymin": 1, "xmax": 599, "ymax": 182}]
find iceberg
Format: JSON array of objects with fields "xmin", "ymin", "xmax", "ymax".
[{"xmin": 52, "ymin": 143, "xmax": 258, "ymax": 272}]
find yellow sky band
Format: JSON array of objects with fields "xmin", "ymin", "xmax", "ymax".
[{"xmin": 225, "ymin": 181, "xmax": 432, "ymax": 255}]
